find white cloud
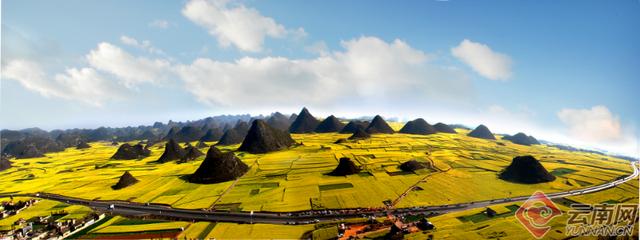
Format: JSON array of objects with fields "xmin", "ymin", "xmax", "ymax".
[
  {"xmin": 174, "ymin": 36, "xmax": 470, "ymax": 109},
  {"xmin": 2, "ymin": 59, "xmax": 57, "ymax": 97},
  {"xmin": 547, "ymin": 105, "xmax": 638, "ymax": 156},
  {"xmin": 182, "ymin": 0, "xmax": 305, "ymax": 52},
  {"xmin": 1, "ymin": 60, "xmax": 122, "ymax": 106},
  {"xmin": 149, "ymin": 19, "xmax": 170, "ymax": 29},
  {"xmin": 53, "ymin": 68, "xmax": 123, "ymax": 106},
  {"xmin": 451, "ymin": 39, "xmax": 512, "ymax": 81},
  {"xmin": 87, "ymin": 42, "xmax": 171, "ymax": 88},
  {"xmin": 557, "ymin": 105, "xmax": 623, "ymax": 142},
  {"xmin": 120, "ymin": 35, "xmax": 164, "ymax": 55},
  {"xmin": 119, "ymin": 36, "xmax": 138, "ymax": 46},
  {"xmin": 3, "ymin": 42, "xmax": 174, "ymax": 106}
]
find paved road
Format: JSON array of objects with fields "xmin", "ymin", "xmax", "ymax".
[
  {"xmin": 434, "ymin": 161, "xmax": 638, "ymax": 213},
  {"xmin": 2, "ymin": 162, "xmax": 636, "ymax": 225}
]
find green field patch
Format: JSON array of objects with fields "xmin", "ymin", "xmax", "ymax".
[
  {"xmin": 457, "ymin": 204, "xmax": 519, "ymax": 223},
  {"xmin": 50, "ymin": 203, "xmax": 70, "ymax": 210},
  {"xmin": 403, "ymin": 213, "xmax": 430, "ymax": 222},
  {"xmin": 386, "ymin": 171, "xmax": 413, "ymax": 176},
  {"xmin": 215, "ymin": 203, "xmax": 242, "ymax": 211},
  {"xmin": 311, "ymin": 226, "xmax": 338, "ymax": 240},
  {"xmin": 13, "ymin": 174, "xmax": 36, "ymax": 182},
  {"xmin": 237, "ymin": 182, "xmax": 279, "ymax": 188},
  {"xmin": 250, "ymin": 189, "xmax": 260, "ymax": 196},
  {"xmin": 113, "ymin": 218, "xmax": 167, "ymax": 225},
  {"xmin": 261, "ymin": 182, "xmax": 279, "ymax": 188},
  {"xmin": 198, "ymin": 223, "xmax": 216, "ymax": 239},
  {"xmin": 551, "ymin": 168, "xmax": 578, "ymax": 176},
  {"xmin": 95, "ymin": 163, "xmax": 120, "ymax": 169},
  {"xmin": 319, "ymin": 183, "xmax": 354, "ymax": 191},
  {"xmin": 573, "ymin": 179, "xmax": 593, "ymax": 187},
  {"xmin": 503, "ymin": 205, "xmax": 519, "ymax": 212},
  {"xmin": 160, "ymin": 188, "xmax": 185, "ymax": 196},
  {"xmin": 553, "ymin": 197, "xmax": 580, "ymax": 207},
  {"xmin": 263, "ymin": 173, "xmax": 287, "ymax": 178}
]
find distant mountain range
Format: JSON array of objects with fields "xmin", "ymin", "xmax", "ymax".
[{"xmin": 1, "ymin": 109, "xmax": 637, "ymax": 161}]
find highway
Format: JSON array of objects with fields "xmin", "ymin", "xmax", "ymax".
[{"xmin": 2, "ymin": 162, "xmax": 636, "ymax": 225}]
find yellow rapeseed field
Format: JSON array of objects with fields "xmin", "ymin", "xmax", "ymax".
[{"xmin": 0, "ymin": 128, "xmax": 633, "ymax": 213}]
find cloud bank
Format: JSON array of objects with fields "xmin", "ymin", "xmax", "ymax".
[
  {"xmin": 174, "ymin": 36, "xmax": 471, "ymax": 109},
  {"xmin": 2, "ymin": 60, "xmax": 121, "ymax": 106},
  {"xmin": 552, "ymin": 105, "xmax": 637, "ymax": 156},
  {"xmin": 558, "ymin": 105, "xmax": 623, "ymax": 142},
  {"xmin": 3, "ymin": 36, "xmax": 471, "ymax": 110}
]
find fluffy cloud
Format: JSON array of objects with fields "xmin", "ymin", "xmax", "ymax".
[
  {"xmin": 557, "ymin": 105, "xmax": 623, "ymax": 142},
  {"xmin": 182, "ymin": 0, "xmax": 305, "ymax": 52},
  {"xmin": 87, "ymin": 42, "xmax": 171, "ymax": 88},
  {"xmin": 174, "ymin": 36, "xmax": 470, "ymax": 109},
  {"xmin": 2, "ymin": 42, "xmax": 166, "ymax": 106},
  {"xmin": 2, "ymin": 60, "xmax": 121, "ymax": 106},
  {"xmin": 2, "ymin": 42, "xmax": 175, "ymax": 106},
  {"xmin": 451, "ymin": 39, "xmax": 512, "ymax": 81},
  {"xmin": 2, "ymin": 59, "xmax": 59, "ymax": 97},
  {"xmin": 53, "ymin": 68, "xmax": 123, "ymax": 106},
  {"xmin": 120, "ymin": 35, "xmax": 164, "ymax": 55}
]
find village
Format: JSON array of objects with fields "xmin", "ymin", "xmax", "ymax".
[{"xmin": 0, "ymin": 198, "xmax": 104, "ymax": 240}]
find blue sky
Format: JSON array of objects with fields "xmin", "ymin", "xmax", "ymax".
[{"xmin": 1, "ymin": 0, "xmax": 639, "ymax": 156}]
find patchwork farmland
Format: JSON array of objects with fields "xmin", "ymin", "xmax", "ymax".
[
  {"xmin": 0, "ymin": 129, "xmax": 633, "ymax": 213},
  {"xmin": 1, "ymin": 116, "xmax": 636, "ymax": 239}
]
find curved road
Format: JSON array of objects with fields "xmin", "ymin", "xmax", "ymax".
[{"xmin": 2, "ymin": 162, "xmax": 636, "ymax": 225}]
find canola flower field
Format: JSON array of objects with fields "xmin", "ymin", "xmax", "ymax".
[
  {"xmin": 404, "ymin": 175, "xmax": 639, "ymax": 240},
  {"xmin": 0, "ymin": 124, "xmax": 636, "ymax": 239},
  {"xmin": 0, "ymin": 128, "xmax": 633, "ymax": 213}
]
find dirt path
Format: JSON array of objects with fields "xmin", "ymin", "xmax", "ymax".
[
  {"xmin": 208, "ymin": 178, "xmax": 240, "ymax": 210},
  {"xmin": 389, "ymin": 172, "xmax": 435, "ymax": 208},
  {"xmin": 388, "ymin": 153, "xmax": 452, "ymax": 208},
  {"xmin": 208, "ymin": 157, "xmax": 261, "ymax": 210}
]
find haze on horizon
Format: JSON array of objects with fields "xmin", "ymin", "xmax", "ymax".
[{"xmin": 1, "ymin": 0, "xmax": 638, "ymax": 157}]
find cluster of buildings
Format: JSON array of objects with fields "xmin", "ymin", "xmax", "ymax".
[
  {"xmin": 0, "ymin": 199, "xmax": 39, "ymax": 219},
  {"xmin": 0, "ymin": 199, "xmax": 104, "ymax": 240}
]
